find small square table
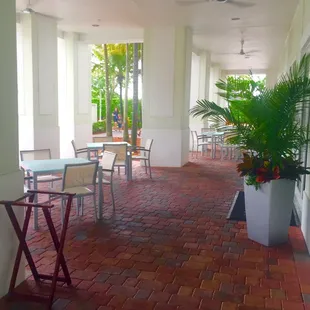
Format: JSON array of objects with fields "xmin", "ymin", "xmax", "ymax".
[
  {"xmin": 87, "ymin": 142, "xmax": 132, "ymax": 181},
  {"xmin": 21, "ymin": 158, "xmax": 103, "ymax": 229}
]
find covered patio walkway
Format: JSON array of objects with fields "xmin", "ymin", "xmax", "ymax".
[{"xmin": 1, "ymin": 157, "xmax": 309, "ymax": 310}]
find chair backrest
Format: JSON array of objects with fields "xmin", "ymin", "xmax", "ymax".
[
  {"xmin": 104, "ymin": 144, "xmax": 127, "ymax": 162},
  {"xmin": 71, "ymin": 140, "xmax": 77, "ymax": 156},
  {"xmin": 101, "ymin": 151, "xmax": 117, "ymax": 171},
  {"xmin": 191, "ymin": 130, "xmax": 198, "ymax": 142},
  {"xmin": 20, "ymin": 149, "xmax": 51, "ymax": 161},
  {"xmin": 144, "ymin": 139, "xmax": 153, "ymax": 151},
  {"xmin": 93, "ymin": 136, "xmax": 113, "ymax": 143},
  {"xmin": 63, "ymin": 161, "xmax": 99, "ymax": 190},
  {"xmin": 201, "ymin": 127, "xmax": 215, "ymax": 133}
]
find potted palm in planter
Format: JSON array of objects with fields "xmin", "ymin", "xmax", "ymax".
[{"xmin": 190, "ymin": 54, "xmax": 310, "ymax": 246}]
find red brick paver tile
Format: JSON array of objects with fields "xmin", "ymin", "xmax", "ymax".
[{"xmin": 2, "ymin": 156, "xmax": 310, "ymax": 309}]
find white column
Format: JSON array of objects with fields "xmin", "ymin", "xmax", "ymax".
[
  {"xmin": 19, "ymin": 13, "xmax": 60, "ymax": 158},
  {"xmin": 142, "ymin": 27, "xmax": 192, "ymax": 167},
  {"xmin": 198, "ymin": 51, "xmax": 211, "ymax": 101},
  {"xmin": 60, "ymin": 32, "xmax": 92, "ymax": 158},
  {"xmin": 189, "ymin": 50, "xmax": 212, "ymax": 146},
  {"xmin": 198, "ymin": 51, "xmax": 211, "ymax": 128},
  {"xmin": 0, "ymin": 1, "xmax": 24, "ymax": 296},
  {"xmin": 189, "ymin": 52, "xmax": 201, "ymax": 149},
  {"xmin": 266, "ymin": 68, "xmax": 278, "ymax": 87},
  {"xmin": 209, "ymin": 64, "xmax": 222, "ymax": 105}
]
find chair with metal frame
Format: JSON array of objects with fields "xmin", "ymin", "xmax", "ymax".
[
  {"xmin": 97, "ymin": 151, "xmax": 117, "ymax": 211},
  {"xmin": 92, "ymin": 136, "xmax": 114, "ymax": 159},
  {"xmin": 20, "ymin": 149, "xmax": 62, "ymax": 187},
  {"xmin": 104, "ymin": 143, "xmax": 128, "ymax": 175},
  {"xmin": 190, "ymin": 131, "xmax": 210, "ymax": 158},
  {"xmin": 71, "ymin": 140, "xmax": 89, "ymax": 159},
  {"xmin": 132, "ymin": 139, "xmax": 154, "ymax": 179},
  {"xmin": 93, "ymin": 136, "xmax": 113, "ymax": 143},
  {"xmin": 50, "ymin": 161, "xmax": 99, "ymax": 223}
]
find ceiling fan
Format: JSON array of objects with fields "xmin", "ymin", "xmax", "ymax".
[
  {"xmin": 20, "ymin": 0, "xmax": 39, "ymax": 14},
  {"xmin": 176, "ymin": 0, "xmax": 255, "ymax": 8},
  {"xmin": 218, "ymin": 39, "xmax": 260, "ymax": 58}
]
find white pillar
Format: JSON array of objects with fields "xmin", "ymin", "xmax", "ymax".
[
  {"xmin": 0, "ymin": 1, "xmax": 24, "ymax": 296},
  {"xmin": 189, "ymin": 52, "xmax": 201, "ymax": 149},
  {"xmin": 189, "ymin": 50, "xmax": 212, "ymax": 146},
  {"xmin": 19, "ymin": 13, "xmax": 60, "ymax": 158},
  {"xmin": 60, "ymin": 32, "xmax": 92, "ymax": 158},
  {"xmin": 142, "ymin": 27, "xmax": 192, "ymax": 167},
  {"xmin": 209, "ymin": 64, "xmax": 222, "ymax": 105},
  {"xmin": 266, "ymin": 68, "xmax": 278, "ymax": 87},
  {"xmin": 198, "ymin": 51, "xmax": 211, "ymax": 101},
  {"xmin": 198, "ymin": 51, "xmax": 211, "ymax": 128}
]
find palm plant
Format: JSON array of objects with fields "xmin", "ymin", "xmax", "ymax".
[{"xmin": 190, "ymin": 54, "xmax": 310, "ymax": 187}]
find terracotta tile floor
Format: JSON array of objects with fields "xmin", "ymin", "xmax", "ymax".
[{"xmin": 1, "ymin": 155, "xmax": 310, "ymax": 309}]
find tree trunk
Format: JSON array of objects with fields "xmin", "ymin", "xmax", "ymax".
[
  {"xmin": 131, "ymin": 43, "xmax": 139, "ymax": 147},
  {"xmin": 104, "ymin": 44, "xmax": 112, "ymax": 136},
  {"xmin": 123, "ymin": 44, "xmax": 130, "ymax": 142},
  {"xmin": 119, "ymin": 79, "xmax": 123, "ymax": 117}
]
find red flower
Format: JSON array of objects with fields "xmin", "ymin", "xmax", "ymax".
[
  {"xmin": 256, "ymin": 175, "xmax": 266, "ymax": 183},
  {"xmin": 256, "ymin": 167, "xmax": 268, "ymax": 175},
  {"xmin": 273, "ymin": 166, "xmax": 280, "ymax": 179}
]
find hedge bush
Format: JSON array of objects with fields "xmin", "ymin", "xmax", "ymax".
[{"xmin": 93, "ymin": 120, "xmax": 106, "ymax": 134}]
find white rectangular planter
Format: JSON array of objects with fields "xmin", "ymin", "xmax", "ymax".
[{"xmin": 244, "ymin": 179, "xmax": 295, "ymax": 246}]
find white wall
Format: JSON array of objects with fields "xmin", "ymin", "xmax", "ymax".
[
  {"xmin": 59, "ymin": 33, "xmax": 92, "ymax": 157},
  {"xmin": 142, "ymin": 26, "xmax": 192, "ymax": 167},
  {"xmin": 0, "ymin": 0, "xmax": 24, "ymax": 296},
  {"xmin": 79, "ymin": 27, "xmax": 143, "ymax": 44},
  {"xmin": 92, "ymin": 104, "xmax": 97, "ymax": 123},
  {"xmin": 18, "ymin": 13, "xmax": 60, "ymax": 158},
  {"xmin": 189, "ymin": 52, "xmax": 201, "ymax": 149}
]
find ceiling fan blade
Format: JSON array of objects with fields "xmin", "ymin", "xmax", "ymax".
[
  {"xmin": 216, "ymin": 52, "xmax": 241, "ymax": 55},
  {"xmin": 229, "ymin": 0, "xmax": 255, "ymax": 8},
  {"xmin": 246, "ymin": 49, "xmax": 260, "ymax": 54},
  {"xmin": 176, "ymin": 0, "xmax": 207, "ymax": 6}
]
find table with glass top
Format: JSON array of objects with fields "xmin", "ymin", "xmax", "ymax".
[
  {"xmin": 21, "ymin": 158, "xmax": 103, "ymax": 230},
  {"xmin": 86, "ymin": 142, "xmax": 132, "ymax": 181}
]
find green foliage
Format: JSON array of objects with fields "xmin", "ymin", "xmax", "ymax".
[
  {"xmin": 190, "ymin": 74, "xmax": 266, "ymax": 128},
  {"xmin": 92, "ymin": 120, "xmax": 106, "ymax": 134},
  {"xmin": 91, "ymin": 43, "xmax": 143, "ymax": 135},
  {"xmin": 217, "ymin": 75, "xmax": 266, "ymax": 102},
  {"xmin": 190, "ymin": 54, "xmax": 310, "ymax": 187}
]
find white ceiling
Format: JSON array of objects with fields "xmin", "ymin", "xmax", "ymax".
[{"xmin": 16, "ymin": 0, "xmax": 299, "ymax": 71}]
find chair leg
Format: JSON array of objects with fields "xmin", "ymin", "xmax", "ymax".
[
  {"xmin": 148, "ymin": 160, "xmax": 152, "ymax": 179},
  {"xmin": 196, "ymin": 146, "xmax": 199, "ymax": 159},
  {"xmin": 61, "ymin": 198, "xmax": 64, "ymax": 224},
  {"xmin": 93, "ymin": 194, "xmax": 97, "ymax": 222},
  {"xmin": 144, "ymin": 160, "xmax": 148, "ymax": 174},
  {"xmin": 81, "ymin": 197, "xmax": 84, "ymax": 216},
  {"xmin": 76, "ymin": 198, "xmax": 79, "ymax": 217},
  {"xmin": 118, "ymin": 167, "xmax": 120, "ymax": 175},
  {"xmin": 110, "ymin": 182, "xmax": 115, "ymax": 211}
]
